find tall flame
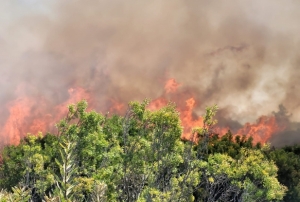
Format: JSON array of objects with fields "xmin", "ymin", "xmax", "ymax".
[
  {"xmin": 164, "ymin": 78, "xmax": 181, "ymax": 94},
  {"xmin": 236, "ymin": 115, "xmax": 285, "ymax": 144},
  {"xmin": 2, "ymin": 97, "xmax": 37, "ymax": 145},
  {"xmin": 0, "ymin": 86, "xmax": 91, "ymax": 145},
  {"xmin": 109, "ymin": 99, "xmax": 125, "ymax": 114},
  {"xmin": 180, "ymin": 98, "xmax": 203, "ymax": 140},
  {"xmin": 0, "ymin": 78, "xmax": 286, "ymax": 146},
  {"xmin": 149, "ymin": 79, "xmax": 203, "ymax": 140},
  {"xmin": 54, "ymin": 87, "xmax": 91, "ymax": 120},
  {"xmin": 149, "ymin": 78, "xmax": 285, "ymax": 145},
  {"xmin": 1, "ymin": 0, "xmax": 300, "ymax": 148}
]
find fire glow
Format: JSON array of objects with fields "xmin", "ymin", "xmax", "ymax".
[
  {"xmin": 0, "ymin": 86, "xmax": 91, "ymax": 146},
  {"xmin": 149, "ymin": 79, "xmax": 285, "ymax": 144},
  {"xmin": 0, "ymin": 79, "xmax": 284, "ymax": 146}
]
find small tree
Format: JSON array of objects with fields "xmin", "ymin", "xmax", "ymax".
[{"xmin": 53, "ymin": 140, "xmax": 77, "ymax": 202}]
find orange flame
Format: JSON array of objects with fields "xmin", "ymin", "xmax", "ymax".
[
  {"xmin": 54, "ymin": 87, "xmax": 91, "ymax": 120},
  {"xmin": 235, "ymin": 115, "xmax": 284, "ymax": 144},
  {"xmin": 0, "ymin": 78, "xmax": 286, "ymax": 147},
  {"xmin": 2, "ymin": 97, "xmax": 35, "ymax": 145},
  {"xmin": 0, "ymin": 86, "xmax": 91, "ymax": 145},
  {"xmin": 148, "ymin": 78, "xmax": 177, "ymax": 110},
  {"xmin": 213, "ymin": 127, "xmax": 230, "ymax": 137},
  {"xmin": 148, "ymin": 78, "xmax": 285, "ymax": 145},
  {"xmin": 180, "ymin": 98, "xmax": 203, "ymax": 141},
  {"xmin": 164, "ymin": 78, "xmax": 181, "ymax": 93},
  {"xmin": 109, "ymin": 98, "xmax": 125, "ymax": 113},
  {"xmin": 148, "ymin": 98, "xmax": 168, "ymax": 111},
  {"xmin": 149, "ymin": 79, "xmax": 203, "ymax": 141},
  {"xmin": 1, "ymin": 96, "xmax": 51, "ymax": 145}
]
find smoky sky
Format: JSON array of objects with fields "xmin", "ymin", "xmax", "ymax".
[{"xmin": 0, "ymin": 0, "xmax": 300, "ymax": 146}]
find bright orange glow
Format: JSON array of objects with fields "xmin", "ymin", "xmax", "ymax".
[
  {"xmin": 148, "ymin": 98, "xmax": 168, "ymax": 111},
  {"xmin": 180, "ymin": 98, "xmax": 203, "ymax": 141},
  {"xmin": 149, "ymin": 96, "xmax": 204, "ymax": 142},
  {"xmin": 109, "ymin": 99, "xmax": 125, "ymax": 113},
  {"xmin": 0, "ymin": 78, "xmax": 286, "ymax": 147},
  {"xmin": 0, "ymin": 86, "xmax": 91, "ymax": 146},
  {"xmin": 54, "ymin": 87, "xmax": 91, "ymax": 120},
  {"xmin": 148, "ymin": 78, "xmax": 285, "ymax": 145},
  {"xmin": 164, "ymin": 78, "xmax": 181, "ymax": 93},
  {"xmin": 148, "ymin": 78, "xmax": 177, "ymax": 110},
  {"xmin": 1, "ymin": 97, "xmax": 49, "ymax": 145},
  {"xmin": 2, "ymin": 97, "xmax": 32, "ymax": 145},
  {"xmin": 214, "ymin": 127, "xmax": 230, "ymax": 137},
  {"xmin": 235, "ymin": 115, "xmax": 284, "ymax": 144}
]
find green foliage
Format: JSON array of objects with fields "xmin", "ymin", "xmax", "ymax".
[
  {"xmin": 205, "ymin": 149, "xmax": 287, "ymax": 201},
  {"xmin": 54, "ymin": 140, "xmax": 77, "ymax": 201},
  {"xmin": 203, "ymin": 105, "xmax": 218, "ymax": 127},
  {"xmin": 269, "ymin": 145, "xmax": 300, "ymax": 201},
  {"xmin": 9, "ymin": 185, "xmax": 31, "ymax": 202},
  {"xmin": 0, "ymin": 144, "xmax": 25, "ymax": 190},
  {"xmin": 0, "ymin": 184, "xmax": 31, "ymax": 202},
  {"xmin": 193, "ymin": 105, "xmax": 219, "ymax": 157},
  {"xmin": 90, "ymin": 181, "xmax": 107, "ymax": 202},
  {"xmin": 207, "ymin": 131, "xmax": 261, "ymax": 159},
  {"xmin": 118, "ymin": 101, "xmax": 189, "ymax": 201},
  {"xmin": 0, "ymin": 100, "xmax": 289, "ymax": 201}
]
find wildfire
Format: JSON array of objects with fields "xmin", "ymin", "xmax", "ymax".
[
  {"xmin": 109, "ymin": 99, "xmax": 125, "ymax": 113},
  {"xmin": 236, "ymin": 115, "xmax": 284, "ymax": 145},
  {"xmin": 180, "ymin": 98, "xmax": 203, "ymax": 141},
  {"xmin": 148, "ymin": 79, "xmax": 203, "ymax": 140},
  {"xmin": 54, "ymin": 87, "xmax": 91, "ymax": 120},
  {"xmin": 164, "ymin": 78, "xmax": 181, "ymax": 93},
  {"xmin": 2, "ymin": 97, "xmax": 35, "ymax": 145},
  {"xmin": 148, "ymin": 78, "xmax": 284, "ymax": 145},
  {"xmin": 148, "ymin": 98, "xmax": 168, "ymax": 111},
  {"xmin": 0, "ymin": 86, "xmax": 91, "ymax": 145},
  {"xmin": 0, "ymin": 78, "xmax": 285, "ymax": 146}
]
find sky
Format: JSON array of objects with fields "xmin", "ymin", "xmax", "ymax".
[{"xmin": 0, "ymin": 0, "xmax": 300, "ymax": 146}]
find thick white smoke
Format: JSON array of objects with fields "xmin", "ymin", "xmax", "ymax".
[{"xmin": 0, "ymin": 0, "xmax": 300, "ymax": 146}]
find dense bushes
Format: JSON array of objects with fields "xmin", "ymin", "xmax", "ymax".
[{"xmin": 0, "ymin": 100, "xmax": 291, "ymax": 201}]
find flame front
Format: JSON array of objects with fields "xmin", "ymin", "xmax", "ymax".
[
  {"xmin": 2, "ymin": 97, "xmax": 35, "ymax": 145},
  {"xmin": 0, "ymin": 78, "xmax": 287, "ymax": 146},
  {"xmin": 1, "ymin": 0, "xmax": 300, "ymax": 148},
  {"xmin": 148, "ymin": 78, "xmax": 285, "ymax": 145},
  {"xmin": 180, "ymin": 98, "xmax": 203, "ymax": 141},
  {"xmin": 164, "ymin": 79, "xmax": 181, "ymax": 94},
  {"xmin": 0, "ymin": 86, "xmax": 91, "ymax": 145},
  {"xmin": 236, "ymin": 115, "xmax": 285, "ymax": 145}
]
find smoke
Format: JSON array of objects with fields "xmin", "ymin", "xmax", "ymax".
[
  {"xmin": 0, "ymin": 0, "xmax": 300, "ymax": 146},
  {"xmin": 269, "ymin": 105, "xmax": 300, "ymax": 147}
]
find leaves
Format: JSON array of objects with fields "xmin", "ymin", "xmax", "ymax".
[
  {"xmin": 0, "ymin": 100, "xmax": 290, "ymax": 201},
  {"xmin": 54, "ymin": 140, "xmax": 77, "ymax": 201},
  {"xmin": 203, "ymin": 148, "xmax": 287, "ymax": 201}
]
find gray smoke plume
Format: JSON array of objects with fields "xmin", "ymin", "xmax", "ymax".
[{"xmin": 0, "ymin": 0, "xmax": 300, "ymax": 146}]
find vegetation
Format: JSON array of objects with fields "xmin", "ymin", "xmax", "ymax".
[{"xmin": 0, "ymin": 100, "xmax": 296, "ymax": 201}]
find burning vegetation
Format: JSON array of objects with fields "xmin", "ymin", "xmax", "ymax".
[
  {"xmin": 0, "ymin": 78, "xmax": 287, "ymax": 147},
  {"xmin": 1, "ymin": 0, "xmax": 300, "ymax": 148},
  {"xmin": 1, "ymin": 1, "xmax": 300, "ymax": 201}
]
